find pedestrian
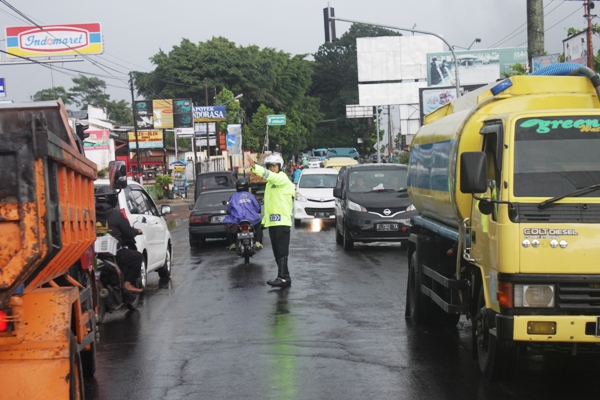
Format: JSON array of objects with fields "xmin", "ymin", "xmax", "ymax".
[
  {"xmin": 247, "ymin": 154, "xmax": 295, "ymax": 287},
  {"xmin": 292, "ymin": 165, "xmax": 303, "ymax": 184}
]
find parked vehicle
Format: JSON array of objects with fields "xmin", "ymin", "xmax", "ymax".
[
  {"xmin": 94, "ymin": 178, "xmax": 172, "ymax": 289},
  {"xmin": 406, "ymin": 67, "xmax": 600, "ymax": 381},
  {"xmin": 333, "ymin": 164, "xmax": 417, "ymax": 250},
  {"xmin": 327, "ymin": 147, "xmax": 360, "ymax": 162},
  {"xmin": 294, "ymin": 167, "xmax": 339, "ymax": 227},
  {"xmin": 189, "ymin": 189, "xmax": 236, "ymax": 247},
  {"xmin": 236, "ymin": 220, "xmax": 257, "ymax": 264},
  {"xmin": 0, "ymin": 100, "xmax": 98, "ymax": 397},
  {"xmin": 194, "ymin": 171, "xmax": 237, "ymax": 200},
  {"xmin": 94, "ymin": 234, "xmax": 142, "ymax": 323},
  {"xmin": 323, "ymin": 156, "xmax": 359, "ymax": 170}
]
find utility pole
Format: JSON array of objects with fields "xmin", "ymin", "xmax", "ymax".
[
  {"xmin": 526, "ymin": 0, "xmax": 544, "ymax": 70},
  {"xmin": 387, "ymin": 105, "xmax": 392, "ymax": 158},
  {"xmin": 585, "ymin": 0, "xmax": 596, "ymax": 69},
  {"xmin": 129, "ymin": 71, "xmax": 141, "ymax": 182},
  {"xmin": 205, "ymin": 78, "xmax": 210, "ymax": 165}
]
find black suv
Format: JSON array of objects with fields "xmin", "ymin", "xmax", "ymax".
[{"xmin": 333, "ymin": 164, "xmax": 418, "ymax": 250}]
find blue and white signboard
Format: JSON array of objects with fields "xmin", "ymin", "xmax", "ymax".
[
  {"xmin": 193, "ymin": 105, "xmax": 226, "ymax": 122},
  {"xmin": 227, "ymin": 124, "xmax": 242, "ymax": 155},
  {"xmin": 0, "ymin": 78, "xmax": 5, "ymax": 97}
]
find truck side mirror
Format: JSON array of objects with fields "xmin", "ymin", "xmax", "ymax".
[
  {"xmin": 333, "ymin": 187, "xmax": 341, "ymax": 198},
  {"xmin": 460, "ymin": 152, "xmax": 488, "ymax": 194},
  {"xmin": 109, "ymin": 160, "xmax": 128, "ymax": 190}
]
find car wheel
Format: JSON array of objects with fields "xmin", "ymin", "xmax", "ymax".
[
  {"xmin": 342, "ymin": 224, "xmax": 354, "ymax": 250},
  {"xmin": 335, "ymin": 219, "xmax": 343, "ymax": 244},
  {"xmin": 294, "ymin": 218, "xmax": 301, "ymax": 228},
  {"xmin": 158, "ymin": 247, "xmax": 171, "ymax": 279}
]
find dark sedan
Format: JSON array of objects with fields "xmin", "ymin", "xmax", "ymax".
[{"xmin": 188, "ymin": 189, "xmax": 236, "ymax": 247}]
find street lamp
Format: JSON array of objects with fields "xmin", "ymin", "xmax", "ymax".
[{"xmin": 452, "ymin": 38, "xmax": 481, "ymax": 51}]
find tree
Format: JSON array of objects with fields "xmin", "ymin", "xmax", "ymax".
[
  {"xmin": 32, "ymin": 86, "xmax": 73, "ymax": 104},
  {"xmin": 106, "ymin": 99, "xmax": 133, "ymax": 125},
  {"xmin": 70, "ymin": 75, "xmax": 110, "ymax": 109}
]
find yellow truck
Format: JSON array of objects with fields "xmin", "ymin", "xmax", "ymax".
[
  {"xmin": 0, "ymin": 100, "xmax": 98, "ymax": 398},
  {"xmin": 406, "ymin": 65, "xmax": 600, "ymax": 380}
]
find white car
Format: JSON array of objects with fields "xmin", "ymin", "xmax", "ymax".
[
  {"xmin": 293, "ymin": 168, "xmax": 339, "ymax": 227},
  {"xmin": 307, "ymin": 157, "xmax": 323, "ymax": 168},
  {"xmin": 95, "ymin": 179, "xmax": 173, "ymax": 289}
]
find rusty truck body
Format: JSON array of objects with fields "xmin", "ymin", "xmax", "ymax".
[{"xmin": 0, "ymin": 100, "xmax": 98, "ymax": 399}]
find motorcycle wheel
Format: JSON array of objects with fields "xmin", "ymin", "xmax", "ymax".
[
  {"xmin": 244, "ymin": 254, "xmax": 250, "ymax": 265},
  {"xmin": 96, "ymin": 281, "xmax": 106, "ymax": 324}
]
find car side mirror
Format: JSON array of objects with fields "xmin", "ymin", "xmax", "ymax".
[
  {"xmin": 189, "ymin": 204, "xmax": 194, "ymax": 210},
  {"xmin": 333, "ymin": 187, "xmax": 341, "ymax": 198},
  {"xmin": 161, "ymin": 205, "xmax": 172, "ymax": 215}
]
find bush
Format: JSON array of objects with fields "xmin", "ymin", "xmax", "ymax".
[{"xmin": 154, "ymin": 174, "xmax": 173, "ymax": 199}]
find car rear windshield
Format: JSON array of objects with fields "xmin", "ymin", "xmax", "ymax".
[
  {"xmin": 348, "ymin": 170, "xmax": 407, "ymax": 193},
  {"xmin": 298, "ymin": 174, "xmax": 338, "ymax": 188},
  {"xmin": 199, "ymin": 175, "xmax": 232, "ymax": 189},
  {"xmin": 195, "ymin": 192, "xmax": 233, "ymax": 208}
]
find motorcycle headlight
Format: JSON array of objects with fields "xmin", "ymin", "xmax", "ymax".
[
  {"xmin": 348, "ymin": 200, "xmax": 367, "ymax": 212},
  {"xmin": 295, "ymin": 192, "xmax": 307, "ymax": 202},
  {"xmin": 514, "ymin": 284, "xmax": 555, "ymax": 308}
]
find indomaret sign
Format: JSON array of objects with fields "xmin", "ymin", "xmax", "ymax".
[{"xmin": 6, "ymin": 23, "xmax": 103, "ymax": 58}]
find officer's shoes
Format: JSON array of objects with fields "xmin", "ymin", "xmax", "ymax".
[{"xmin": 267, "ymin": 275, "xmax": 291, "ymax": 287}]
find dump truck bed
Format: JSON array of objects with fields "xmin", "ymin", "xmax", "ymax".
[{"xmin": 0, "ymin": 100, "xmax": 97, "ymax": 307}]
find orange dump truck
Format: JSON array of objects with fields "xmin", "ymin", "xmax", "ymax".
[{"xmin": 0, "ymin": 100, "xmax": 98, "ymax": 399}]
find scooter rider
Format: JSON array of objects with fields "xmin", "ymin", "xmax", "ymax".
[
  {"xmin": 248, "ymin": 154, "xmax": 295, "ymax": 287},
  {"xmin": 95, "ymin": 185, "xmax": 144, "ymax": 293},
  {"xmin": 223, "ymin": 178, "xmax": 263, "ymax": 251}
]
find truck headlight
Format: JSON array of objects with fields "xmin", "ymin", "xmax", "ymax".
[
  {"xmin": 348, "ymin": 200, "xmax": 367, "ymax": 212},
  {"xmin": 514, "ymin": 284, "xmax": 555, "ymax": 308}
]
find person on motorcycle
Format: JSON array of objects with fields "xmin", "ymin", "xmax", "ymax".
[
  {"xmin": 223, "ymin": 178, "xmax": 263, "ymax": 251},
  {"xmin": 247, "ymin": 154, "xmax": 295, "ymax": 287},
  {"xmin": 95, "ymin": 185, "xmax": 144, "ymax": 293}
]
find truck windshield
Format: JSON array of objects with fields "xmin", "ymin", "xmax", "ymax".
[{"xmin": 513, "ymin": 116, "xmax": 600, "ymax": 197}]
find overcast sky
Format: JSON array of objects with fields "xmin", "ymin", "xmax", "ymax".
[{"xmin": 0, "ymin": 0, "xmax": 591, "ymax": 105}]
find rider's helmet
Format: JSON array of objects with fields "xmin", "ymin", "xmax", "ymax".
[
  {"xmin": 235, "ymin": 178, "xmax": 250, "ymax": 192},
  {"xmin": 264, "ymin": 154, "xmax": 284, "ymax": 170},
  {"xmin": 95, "ymin": 185, "xmax": 119, "ymax": 208}
]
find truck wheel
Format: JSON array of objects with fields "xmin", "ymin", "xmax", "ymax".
[
  {"xmin": 69, "ymin": 333, "xmax": 85, "ymax": 400},
  {"xmin": 81, "ymin": 340, "xmax": 96, "ymax": 378},
  {"xmin": 158, "ymin": 247, "xmax": 172, "ymax": 278},
  {"xmin": 294, "ymin": 219, "xmax": 301, "ymax": 228},
  {"xmin": 407, "ymin": 253, "xmax": 425, "ymax": 324},
  {"xmin": 343, "ymin": 225, "xmax": 354, "ymax": 250},
  {"xmin": 476, "ymin": 286, "xmax": 517, "ymax": 381},
  {"xmin": 335, "ymin": 220, "xmax": 343, "ymax": 244}
]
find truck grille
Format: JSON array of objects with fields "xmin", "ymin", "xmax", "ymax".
[
  {"xmin": 558, "ymin": 282, "xmax": 600, "ymax": 313},
  {"xmin": 512, "ymin": 203, "xmax": 600, "ymax": 223}
]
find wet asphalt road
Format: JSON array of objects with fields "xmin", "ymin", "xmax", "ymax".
[{"xmin": 85, "ymin": 218, "xmax": 600, "ymax": 400}]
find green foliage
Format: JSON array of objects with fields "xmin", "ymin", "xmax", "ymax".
[
  {"xmin": 154, "ymin": 174, "xmax": 174, "ymax": 199},
  {"xmin": 501, "ymin": 63, "xmax": 528, "ymax": 78},
  {"xmin": 106, "ymin": 99, "xmax": 133, "ymax": 124},
  {"xmin": 70, "ymin": 75, "xmax": 111, "ymax": 109},
  {"xmin": 32, "ymin": 86, "xmax": 73, "ymax": 104},
  {"xmin": 399, "ymin": 152, "xmax": 410, "ymax": 165}
]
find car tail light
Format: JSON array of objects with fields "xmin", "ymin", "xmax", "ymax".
[
  {"xmin": 0, "ymin": 308, "xmax": 13, "ymax": 332},
  {"xmin": 190, "ymin": 215, "xmax": 210, "ymax": 224},
  {"xmin": 80, "ymin": 245, "xmax": 95, "ymax": 271}
]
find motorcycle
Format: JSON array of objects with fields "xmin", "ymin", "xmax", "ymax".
[
  {"xmin": 94, "ymin": 234, "xmax": 142, "ymax": 323},
  {"xmin": 236, "ymin": 220, "xmax": 257, "ymax": 265}
]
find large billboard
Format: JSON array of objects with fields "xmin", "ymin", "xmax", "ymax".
[
  {"xmin": 426, "ymin": 47, "xmax": 527, "ymax": 87},
  {"xmin": 128, "ymin": 131, "xmax": 164, "ymax": 149},
  {"xmin": 133, "ymin": 99, "xmax": 193, "ymax": 130},
  {"xmin": 6, "ymin": 23, "xmax": 103, "ymax": 58}
]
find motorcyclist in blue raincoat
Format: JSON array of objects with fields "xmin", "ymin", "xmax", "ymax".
[{"xmin": 223, "ymin": 178, "xmax": 263, "ymax": 251}]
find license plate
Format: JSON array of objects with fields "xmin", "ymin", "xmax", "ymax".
[
  {"xmin": 376, "ymin": 223, "xmax": 399, "ymax": 231},
  {"xmin": 237, "ymin": 232, "xmax": 254, "ymax": 238},
  {"xmin": 596, "ymin": 317, "xmax": 600, "ymax": 337},
  {"xmin": 212, "ymin": 215, "xmax": 225, "ymax": 223},
  {"xmin": 315, "ymin": 212, "xmax": 330, "ymax": 218}
]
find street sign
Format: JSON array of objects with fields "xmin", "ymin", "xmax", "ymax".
[{"xmin": 267, "ymin": 114, "xmax": 286, "ymax": 126}]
